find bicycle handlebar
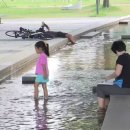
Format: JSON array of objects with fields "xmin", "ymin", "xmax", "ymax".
[{"xmin": 19, "ymin": 27, "xmax": 33, "ymax": 33}]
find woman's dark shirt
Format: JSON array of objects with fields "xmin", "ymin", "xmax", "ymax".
[{"xmin": 116, "ymin": 53, "xmax": 130, "ymax": 88}]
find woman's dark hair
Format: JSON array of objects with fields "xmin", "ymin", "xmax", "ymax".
[
  {"xmin": 35, "ymin": 41, "xmax": 49, "ymax": 56},
  {"xmin": 111, "ymin": 40, "xmax": 126, "ymax": 54}
]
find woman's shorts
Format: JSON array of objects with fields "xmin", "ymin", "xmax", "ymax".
[{"xmin": 35, "ymin": 75, "xmax": 49, "ymax": 83}]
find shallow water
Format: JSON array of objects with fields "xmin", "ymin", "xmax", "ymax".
[{"xmin": 0, "ymin": 23, "xmax": 130, "ymax": 130}]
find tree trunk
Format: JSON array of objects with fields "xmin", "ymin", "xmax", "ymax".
[{"xmin": 103, "ymin": 0, "xmax": 109, "ymax": 8}]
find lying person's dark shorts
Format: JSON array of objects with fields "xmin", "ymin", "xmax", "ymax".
[
  {"xmin": 55, "ymin": 31, "xmax": 67, "ymax": 38},
  {"xmin": 44, "ymin": 31, "xmax": 67, "ymax": 38}
]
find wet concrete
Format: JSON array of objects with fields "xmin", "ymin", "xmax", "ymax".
[{"xmin": 1, "ymin": 23, "xmax": 130, "ymax": 130}]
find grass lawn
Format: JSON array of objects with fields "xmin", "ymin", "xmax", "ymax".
[{"xmin": 0, "ymin": 0, "xmax": 130, "ymax": 18}]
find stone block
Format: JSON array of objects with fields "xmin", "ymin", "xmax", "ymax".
[
  {"xmin": 80, "ymin": 31, "xmax": 101, "ymax": 38},
  {"xmin": 22, "ymin": 74, "xmax": 36, "ymax": 84},
  {"xmin": 121, "ymin": 35, "xmax": 130, "ymax": 39},
  {"xmin": 119, "ymin": 21, "xmax": 128, "ymax": 24},
  {"xmin": 102, "ymin": 95, "xmax": 130, "ymax": 130},
  {"xmin": 104, "ymin": 42, "xmax": 130, "ymax": 69},
  {"xmin": 104, "ymin": 43, "xmax": 116, "ymax": 70}
]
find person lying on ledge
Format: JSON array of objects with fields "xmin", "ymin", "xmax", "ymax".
[
  {"xmin": 38, "ymin": 21, "xmax": 76, "ymax": 45},
  {"xmin": 96, "ymin": 40, "xmax": 130, "ymax": 125}
]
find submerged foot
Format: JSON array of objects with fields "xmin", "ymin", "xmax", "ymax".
[
  {"xmin": 44, "ymin": 96, "xmax": 48, "ymax": 100},
  {"xmin": 97, "ymin": 108, "xmax": 106, "ymax": 126},
  {"xmin": 34, "ymin": 97, "xmax": 39, "ymax": 100}
]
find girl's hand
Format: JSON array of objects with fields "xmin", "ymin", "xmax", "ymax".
[
  {"xmin": 44, "ymin": 74, "xmax": 48, "ymax": 79},
  {"xmin": 42, "ymin": 65, "xmax": 48, "ymax": 79}
]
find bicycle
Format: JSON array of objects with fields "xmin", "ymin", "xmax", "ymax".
[{"xmin": 5, "ymin": 27, "xmax": 54, "ymax": 40}]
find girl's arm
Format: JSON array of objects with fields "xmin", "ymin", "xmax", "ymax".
[
  {"xmin": 106, "ymin": 64, "xmax": 123, "ymax": 81},
  {"xmin": 43, "ymin": 64, "xmax": 48, "ymax": 79}
]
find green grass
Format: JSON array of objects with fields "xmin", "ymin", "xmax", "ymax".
[
  {"xmin": 110, "ymin": 0, "xmax": 130, "ymax": 4},
  {"xmin": 1, "ymin": 0, "xmax": 90, "ymax": 7},
  {"xmin": 0, "ymin": 0, "xmax": 130, "ymax": 18}
]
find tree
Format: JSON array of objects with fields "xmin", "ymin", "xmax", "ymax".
[{"xmin": 103, "ymin": 0, "xmax": 109, "ymax": 8}]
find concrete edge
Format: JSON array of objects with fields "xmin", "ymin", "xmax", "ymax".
[{"xmin": 101, "ymin": 95, "xmax": 130, "ymax": 130}]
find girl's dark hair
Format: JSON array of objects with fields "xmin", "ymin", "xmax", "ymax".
[
  {"xmin": 111, "ymin": 40, "xmax": 126, "ymax": 54},
  {"xmin": 35, "ymin": 41, "xmax": 49, "ymax": 56}
]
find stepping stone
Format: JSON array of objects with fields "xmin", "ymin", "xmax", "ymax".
[
  {"xmin": 119, "ymin": 21, "xmax": 128, "ymax": 24},
  {"xmin": 22, "ymin": 74, "xmax": 36, "ymax": 84},
  {"xmin": 121, "ymin": 35, "xmax": 130, "ymax": 39},
  {"xmin": 80, "ymin": 31, "xmax": 101, "ymax": 38}
]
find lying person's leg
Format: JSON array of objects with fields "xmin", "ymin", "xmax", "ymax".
[
  {"xmin": 66, "ymin": 33, "xmax": 76, "ymax": 45},
  {"xmin": 56, "ymin": 31, "xmax": 76, "ymax": 45}
]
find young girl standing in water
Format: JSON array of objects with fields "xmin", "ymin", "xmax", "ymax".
[{"xmin": 34, "ymin": 41, "xmax": 49, "ymax": 100}]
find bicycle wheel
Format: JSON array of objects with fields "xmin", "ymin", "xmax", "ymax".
[{"xmin": 5, "ymin": 30, "xmax": 21, "ymax": 38}]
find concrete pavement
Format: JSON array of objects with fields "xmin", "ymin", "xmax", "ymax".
[{"xmin": 0, "ymin": 16, "xmax": 130, "ymax": 83}]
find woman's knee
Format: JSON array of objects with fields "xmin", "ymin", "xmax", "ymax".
[
  {"xmin": 97, "ymin": 84, "xmax": 104, "ymax": 92},
  {"xmin": 97, "ymin": 85, "xmax": 105, "ymax": 98}
]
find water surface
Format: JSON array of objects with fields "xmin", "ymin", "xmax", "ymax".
[{"xmin": 0, "ymin": 23, "xmax": 130, "ymax": 130}]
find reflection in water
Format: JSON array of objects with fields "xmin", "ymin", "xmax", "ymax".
[{"xmin": 34, "ymin": 100, "xmax": 48, "ymax": 130}]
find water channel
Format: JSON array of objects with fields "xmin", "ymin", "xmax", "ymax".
[{"xmin": 0, "ymin": 23, "xmax": 130, "ymax": 130}]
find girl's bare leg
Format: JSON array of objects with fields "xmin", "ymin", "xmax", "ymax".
[
  {"xmin": 42, "ymin": 83, "xmax": 48, "ymax": 99},
  {"xmin": 34, "ymin": 83, "xmax": 39, "ymax": 99}
]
